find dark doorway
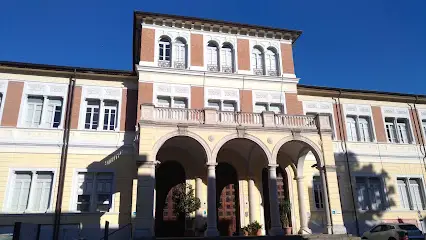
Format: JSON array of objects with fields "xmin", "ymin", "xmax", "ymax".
[
  {"xmin": 262, "ymin": 166, "xmax": 290, "ymax": 235},
  {"xmin": 155, "ymin": 161, "xmax": 186, "ymax": 237},
  {"xmin": 216, "ymin": 162, "xmax": 240, "ymax": 236}
]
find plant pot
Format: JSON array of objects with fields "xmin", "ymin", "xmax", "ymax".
[
  {"xmin": 184, "ymin": 229, "xmax": 195, "ymax": 237},
  {"xmin": 256, "ymin": 229, "xmax": 262, "ymax": 236},
  {"xmin": 243, "ymin": 230, "xmax": 249, "ymax": 236},
  {"xmin": 283, "ymin": 227, "xmax": 292, "ymax": 235}
]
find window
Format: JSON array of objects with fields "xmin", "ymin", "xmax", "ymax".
[
  {"xmin": 385, "ymin": 117, "xmax": 412, "ymax": 143},
  {"xmin": 207, "ymin": 99, "xmax": 237, "ymax": 112},
  {"xmin": 397, "ymin": 177, "xmax": 425, "ymax": 210},
  {"xmin": 173, "ymin": 38, "xmax": 186, "ymax": 69},
  {"xmin": 346, "ymin": 115, "xmax": 374, "ymax": 142},
  {"xmin": 207, "ymin": 100, "xmax": 220, "ymax": 110},
  {"xmin": 24, "ymin": 96, "xmax": 63, "ymax": 128},
  {"xmin": 220, "ymin": 44, "xmax": 233, "ymax": 73},
  {"xmin": 159, "ymin": 37, "xmax": 171, "ymax": 62},
  {"xmin": 265, "ymin": 48, "xmax": 278, "ymax": 76},
  {"xmin": 222, "ymin": 101, "xmax": 236, "ymax": 112},
  {"xmin": 7, "ymin": 171, "xmax": 54, "ymax": 212},
  {"xmin": 84, "ymin": 99, "xmax": 118, "ymax": 131},
  {"xmin": 313, "ymin": 176, "xmax": 324, "ymax": 209},
  {"xmin": 207, "ymin": 42, "xmax": 219, "ymax": 72},
  {"xmin": 252, "ymin": 47, "xmax": 264, "ymax": 75},
  {"xmin": 355, "ymin": 176, "xmax": 385, "ymax": 211},
  {"xmin": 254, "ymin": 103, "xmax": 283, "ymax": 114},
  {"xmin": 307, "ymin": 112, "xmax": 336, "ymax": 139},
  {"xmin": 156, "ymin": 96, "xmax": 188, "ymax": 109},
  {"xmin": 76, "ymin": 172, "xmax": 113, "ymax": 212}
]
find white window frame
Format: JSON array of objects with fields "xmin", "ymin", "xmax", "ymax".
[
  {"xmin": 303, "ymin": 101, "xmax": 337, "ymax": 140},
  {"xmin": 384, "ymin": 117, "xmax": 413, "ymax": 144},
  {"xmin": 396, "ymin": 175, "xmax": 426, "ymax": 211},
  {"xmin": 158, "ymin": 37, "xmax": 171, "ymax": 61},
  {"xmin": 251, "ymin": 46, "xmax": 264, "ymax": 75},
  {"xmin": 173, "ymin": 38, "xmax": 187, "ymax": 68},
  {"xmin": 254, "ymin": 102, "xmax": 284, "ymax": 114},
  {"xmin": 265, "ymin": 48, "xmax": 279, "ymax": 76},
  {"xmin": 312, "ymin": 176, "xmax": 324, "ymax": 209},
  {"xmin": 70, "ymin": 169, "xmax": 115, "ymax": 213},
  {"xmin": 3, "ymin": 168, "xmax": 56, "ymax": 213},
  {"xmin": 206, "ymin": 42, "xmax": 220, "ymax": 71},
  {"xmin": 82, "ymin": 99, "xmax": 119, "ymax": 131},
  {"xmin": 220, "ymin": 44, "xmax": 234, "ymax": 73},
  {"xmin": 353, "ymin": 174, "xmax": 388, "ymax": 212},
  {"xmin": 345, "ymin": 115, "xmax": 374, "ymax": 142},
  {"xmin": 19, "ymin": 95, "xmax": 66, "ymax": 129},
  {"xmin": 204, "ymin": 87, "xmax": 240, "ymax": 112},
  {"xmin": 252, "ymin": 90, "xmax": 286, "ymax": 114},
  {"xmin": 0, "ymin": 80, "xmax": 8, "ymax": 125}
]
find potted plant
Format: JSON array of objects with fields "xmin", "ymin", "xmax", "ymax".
[
  {"xmin": 279, "ymin": 199, "xmax": 292, "ymax": 235},
  {"xmin": 172, "ymin": 183, "xmax": 201, "ymax": 237},
  {"xmin": 241, "ymin": 226, "xmax": 249, "ymax": 236},
  {"xmin": 249, "ymin": 221, "xmax": 262, "ymax": 236}
]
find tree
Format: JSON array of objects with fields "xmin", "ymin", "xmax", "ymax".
[
  {"xmin": 172, "ymin": 183, "xmax": 201, "ymax": 218},
  {"xmin": 279, "ymin": 199, "xmax": 291, "ymax": 228}
]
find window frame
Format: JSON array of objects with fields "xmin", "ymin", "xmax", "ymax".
[
  {"xmin": 20, "ymin": 95, "xmax": 66, "ymax": 129},
  {"xmin": 3, "ymin": 168, "xmax": 56, "ymax": 213},
  {"xmin": 353, "ymin": 175, "xmax": 388, "ymax": 212},
  {"xmin": 345, "ymin": 115, "xmax": 375, "ymax": 142},
  {"xmin": 251, "ymin": 46, "xmax": 265, "ymax": 75},
  {"xmin": 173, "ymin": 38, "xmax": 187, "ymax": 69},
  {"xmin": 81, "ymin": 98, "xmax": 120, "ymax": 132},
  {"xmin": 158, "ymin": 37, "xmax": 171, "ymax": 62},
  {"xmin": 70, "ymin": 169, "xmax": 115, "ymax": 213},
  {"xmin": 265, "ymin": 48, "xmax": 279, "ymax": 76},
  {"xmin": 312, "ymin": 176, "xmax": 324, "ymax": 209},
  {"xmin": 206, "ymin": 41, "xmax": 220, "ymax": 72},
  {"xmin": 396, "ymin": 175, "xmax": 426, "ymax": 211},
  {"xmin": 220, "ymin": 43, "xmax": 234, "ymax": 73},
  {"xmin": 384, "ymin": 117, "xmax": 414, "ymax": 144}
]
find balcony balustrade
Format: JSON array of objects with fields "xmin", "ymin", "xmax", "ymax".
[{"xmin": 140, "ymin": 105, "xmax": 330, "ymax": 131}]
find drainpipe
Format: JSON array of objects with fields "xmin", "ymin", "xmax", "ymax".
[
  {"xmin": 316, "ymin": 114, "xmax": 333, "ymax": 234},
  {"xmin": 332, "ymin": 90, "xmax": 360, "ymax": 236},
  {"xmin": 53, "ymin": 72, "xmax": 76, "ymax": 240},
  {"xmin": 410, "ymin": 96, "xmax": 426, "ymax": 170}
]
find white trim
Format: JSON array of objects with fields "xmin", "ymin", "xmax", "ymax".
[
  {"xmin": 394, "ymin": 175, "xmax": 426, "ymax": 211},
  {"xmin": 0, "ymin": 80, "xmax": 9, "ymax": 125},
  {"xmin": 342, "ymin": 104, "xmax": 377, "ymax": 143},
  {"xmin": 2, "ymin": 168, "xmax": 57, "ymax": 213},
  {"xmin": 154, "ymin": 28, "xmax": 190, "ymax": 70},
  {"xmin": 252, "ymin": 90, "xmax": 286, "ymax": 114},
  {"xmin": 153, "ymin": 83, "xmax": 191, "ymax": 109},
  {"xmin": 303, "ymin": 101, "xmax": 338, "ymax": 139},
  {"xmin": 204, "ymin": 87, "xmax": 240, "ymax": 111},
  {"xmin": 381, "ymin": 106, "xmax": 416, "ymax": 144},
  {"xmin": 69, "ymin": 168, "xmax": 116, "ymax": 213}
]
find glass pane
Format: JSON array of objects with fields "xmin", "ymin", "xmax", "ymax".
[
  {"xmin": 254, "ymin": 103, "xmax": 267, "ymax": 113},
  {"xmin": 207, "ymin": 101, "xmax": 220, "ymax": 110},
  {"xmin": 269, "ymin": 104, "xmax": 282, "ymax": 114}
]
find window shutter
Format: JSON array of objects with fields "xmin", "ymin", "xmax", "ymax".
[
  {"xmin": 398, "ymin": 179, "xmax": 410, "ymax": 209},
  {"xmin": 409, "ymin": 179, "xmax": 424, "ymax": 210},
  {"xmin": 356, "ymin": 178, "xmax": 368, "ymax": 210},
  {"xmin": 397, "ymin": 120, "xmax": 409, "ymax": 143},
  {"xmin": 10, "ymin": 173, "xmax": 32, "ymax": 212},
  {"xmin": 358, "ymin": 117, "xmax": 371, "ymax": 142},
  {"xmin": 346, "ymin": 117, "xmax": 358, "ymax": 141},
  {"xmin": 34, "ymin": 172, "xmax": 53, "ymax": 212},
  {"xmin": 369, "ymin": 178, "xmax": 382, "ymax": 210}
]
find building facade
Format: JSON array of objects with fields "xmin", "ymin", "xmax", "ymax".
[{"xmin": 0, "ymin": 11, "xmax": 426, "ymax": 239}]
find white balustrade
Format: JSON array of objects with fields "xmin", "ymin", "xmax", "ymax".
[
  {"xmin": 237, "ymin": 112, "xmax": 262, "ymax": 126},
  {"xmin": 154, "ymin": 108, "xmax": 204, "ymax": 123},
  {"xmin": 274, "ymin": 114, "xmax": 317, "ymax": 129},
  {"xmin": 218, "ymin": 111, "xmax": 237, "ymax": 124}
]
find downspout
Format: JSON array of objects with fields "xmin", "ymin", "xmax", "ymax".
[
  {"xmin": 316, "ymin": 113, "xmax": 334, "ymax": 234},
  {"xmin": 53, "ymin": 72, "xmax": 76, "ymax": 240},
  {"xmin": 333, "ymin": 90, "xmax": 360, "ymax": 236},
  {"xmin": 411, "ymin": 96, "xmax": 426, "ymax": 170}
]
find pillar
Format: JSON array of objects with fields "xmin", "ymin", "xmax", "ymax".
[
  {"xmin": 319, "ymin": 167, "xmax": 333, "ymax": 234},
  {"xmin": 205, "ymin": 163, "xmax": 219, "ymax": 236},
  {"xmin": 134, "ymin": 161, "xmax": 156, "ymax": 238},
  {"xmin": 195, "ymin": 177, "xmax": 203, "ymax": 228},
  {"xmin": 248, "ymin": 178, "xmax": 256, "ymax": 223},
  {"xmin": 268, "ymin": 164, "xmax": 284, "ymax": 236},
  {"xmin": 296, "ymin": 176, "xmax": 311, "ymax": 234}
]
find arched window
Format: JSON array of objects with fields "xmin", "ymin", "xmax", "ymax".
[
  {"xmin": 220, "ymin": 43, "xmax": 233, "ymax": 73},
  {"xmin": 174, "ymin": 38, "xmax": 186, "ymax": 69},
  {"xmin": 207, "ymin": 41, "xmax": 219, "ymax": 72},
  {"xmin": 252, "ymin": 46, "xmax": 264, "ymax": 75},
  {"xmin": 265, "ymin": 48, "xmax": 278, "ymax": 76},
  {"xmin": 158, "ymin": 37, "xmax": 171, "ymax": 68}
]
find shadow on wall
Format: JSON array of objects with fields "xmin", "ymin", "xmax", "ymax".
[
  {"xmin": 0, "ymin": 87, "xmax": 138, "ymax": 240},
  {"xmin": 333, "ymin": 151, "xmax": 396, "ymax": 236}
]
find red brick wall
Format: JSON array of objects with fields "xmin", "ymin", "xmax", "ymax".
[
  {"xmin": 371, "ymin": 106, "xmax": 387, "ymax": 142},
  {"xmin": 237, "ymin": 39, "xmax": 250, "ymax": 71},
  {"xmin": 70, "ymin": 86, "xmax": 82, "ymax": 129},
  {"xmin": 140, "ymin": 28, "xmax": 155, "ymax": 62},
  {"xmin": 409, "ymin": 108, "xmax": 423, "ymax": 144},
  {"xmin": 191, "ymin": 34, "xmax": 204, "ymax": 67},
  {"xmin": 239, "ymin": 90, "xmax": 253, "ymax": 112},
  {"xmin": 285, "ymin": 93, "xmax": 303, "ymax": 115},
  {"xmin": 120, "ymin": 88, "xmax": 138, "ymax": 131},
  {"xmin": 280, "ymin": 43, "xmax": 295, "ymax": 74},
  {"xmin": 333, "ymin": 103, "xmax": 346, "ymax": 141},
  {"xmin": 1, "ymin": 81, "xmax": 24, "ymax": 126},
  {"xmin": 191, "ymin": 86, "xmax": 204, "ymax": 109},
  {"xmin": 137, "ymin": 82, "xmax": 153, "ymax": 121}
]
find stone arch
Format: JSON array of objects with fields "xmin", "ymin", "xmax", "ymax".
[
  {"xmin": 272, "ymin": 135, "xmax": 324, "ymax": 177},
  {"xmin": 152, "ymin": 130, "xmax": 212, "ymax": 163},
  {"xmin": 211, "ymin": 133, "xmax": 272, "ymax": 164}
]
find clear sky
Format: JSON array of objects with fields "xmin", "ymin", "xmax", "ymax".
[{"xmin": 0, "ymin": 0, "xmax": 425, "ymax": 94}]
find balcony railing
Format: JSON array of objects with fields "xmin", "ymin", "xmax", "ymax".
[
  {"xmin": 207, "ymin": 64, "xmax": 219, "ymax": 72},
  {"xmin": 253, "ymin": 68, "xmax": 264, "ymax": 76},
  {"xmin": 140, "ymin": 105, "xmax": 331, "ymax": 131},
  {"xmin": 158, "ymin": 60, "xmax": 171, "ymax": 68}
]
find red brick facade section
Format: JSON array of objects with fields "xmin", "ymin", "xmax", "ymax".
[
  {"xmin": 120, "ymin": 88, "xmax": 138, "ymax": 131},
  {"xmin": 190, "ymin": 34, "xmax": 204, "ymax": 66},
  {"xmin": 191, "ymin": 86, "xmax": 204, "ymax": 109},
  {"xmin": 237, "ymin": 39, "xmax": 250, "ymax": 71},
  {"xmin": 285, "ymin": 93, "xmax": 303, "ymax": 115},
  {"xmin": 137, "ymin": 82, "xmax": 153, "ymax": 121},
  {"xmin": 140, "ymin": 28, "xmax": 155, "ymax": 62},
  {"xmin": 333, "ymin": 103, "xmax": 346, "ymax": 141},
  {"xmin": 280, "ymin": 43, "xmax": 295, "ymax": 74},
  {"xmin": 409, "ymin": 108, "xmax": 423, "ymax": 144},
  {"xmin": 70, "ymin": 86, "xmax": 82, "ymax": 129},
  {"xmin": 1, "ymin": 81, "xmax": 24, "ymax": 126},
  {"xmin": 371, "ymin": 106, "xmax": 387, "ymax": 143},
  {"xmin": 239, "ymin": 90, "xmax": 253, "ymax": 112}
]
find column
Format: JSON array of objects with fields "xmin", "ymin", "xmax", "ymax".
[
  {"xmin": 205, "ymin": 163, "xmax": 219, "ymax": 236},
  {"xmin": 296, "ymin": 176, "xmax": 311, "ymax": 234},
  {"xmin": 248, "ymin": 177, "xmax": 256, "ymax": 223},
  {"xmin": 319, "ymin": 167, "xmax": 332, "ymax": 234},
  {"xmin": 268, "ymin": 164, "xmax": 284, "ymax": 236},
  {"xmin": 134, "ymin": 161, "xmax": 156, "ymax": 238},
  {"xmin": 195, "ymin": 177, "xmax": 203, "ymax": 229}
]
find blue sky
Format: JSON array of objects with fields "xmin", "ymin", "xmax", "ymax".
[{"xmin": 0, "ymin": 0, "xmax": 425, "ymax": 94}]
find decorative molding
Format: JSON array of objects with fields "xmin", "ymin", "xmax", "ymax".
[
  {"xmin": 208, "ymin": 135, "xmax": 215, "ymax": 142},
  {"xmin": 267, "ymin": 137, "xmax": 273, "ymax": 144},
  {"xmin": 343, "ymin": 104, "xmax": 372, "ymax": 116},
  {"xmin": 236, "ymin": 126, "xmax": 246, "ymax": 138},
  {"xmin": 154, "ymin": 83, "xmax": 191, "ymax": 98},
  {"xmin": 177, "ymin": 124, "xmax": 189, "ymax": 135},
  {"xmin": 381, "ymin": 106, "xmax": 410, "ymax": 119},
  {"xmin": 303, "ymin": 101, "xmax": 333, "ymax": 114},
  {"xmin": 252, "ymin": 90, "xmax": 285, "ymax": 104},
  {"xmin": 24, "ymin": 82, "xmax": 68, "ymax": 98},
  {"xmin": 82, "ymin": 85, "xmax": 122, "ymax": 101}
]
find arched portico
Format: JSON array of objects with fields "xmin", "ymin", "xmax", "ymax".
[{"xmin": 273, "ymin": 136, "xmax": 332, "ymax": 235}]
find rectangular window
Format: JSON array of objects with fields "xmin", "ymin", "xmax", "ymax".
[
  {"xmin": 397, "ymin": 177, "xmax": 426, "ymax": 210},
  {"xmin": 346, "ymin": 116, "xmax": 358, "ymax": 141},
  {"xmin": 254, "ymin": 103, "xmax": 268, "ymax": 113},
  {"xmin": 385, "ymin": 117, "xmax": 412, "ymax": 143},
  {"xmin": 397, "ymin": 178, "xmax": 410, "ymax": 209},
  {"xmin": 103, "ymin": 101, "xmax": 118, "ymax": 131},
  {"xmin": 207, "ymin": 47, "xmax": 218, "ymax": 66},
  {"xmin": 222, "ymin": 101, "xmax": 236, "ymax": 112},
  {"xmin": 254, "ymin": 103, "xmax": 282, "ymax": 114},
  {"xmin": 358, "ymin": 117, "xmax": 371, "ymax": 142},
  {"xmin": 346, "ymin": 115, "xmax": 374, "ymax": 142},
  {"xmin": 207, "ymin": 100, "xmax": 220, "ymax": 110},
  {"xmin": 220, "ymin": 47, "xmax": 232, "ymax": 69},
  {"xmin": 172, "ymin": 98, "xmax": 187, "ymax": 109},
  {"xmin": 84, "ymin": 100, "xmax": 100, "ymax": 130},
  {"xmin": 313, "ymin": 176, "xmax": 324, "ymax": 209},
  {"xmin": 8, "ymin": 171, "xmax": 53, "ymax": 213},
  {"xmin": 355, "ymin": 176, "xmax": 384, "ymax": 211},
  {"xmin": 76, "ymin": 172, "xmax": 113, "ymax": 212},
  {"xmin": 45, "ymin": 98, "xmax": 63, "ymax": 128},
  {"xmin": 25, "ymin": 96, "xmax": 44, "ymax": 127},
  {"xmin": 157, "ymin": 96, "xmax": 171, "ymax": 108}
]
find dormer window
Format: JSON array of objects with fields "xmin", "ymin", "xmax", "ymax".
[
  {"xmin": 158, "ymin": 37, "xmax": 171, "ymax": 68},
  {"xmin": 207, "ymin": 41, "xmax": 219, "ymax": 72},
  {"xmin": 252, "ymin": 46, "xmax": 264, "ymax": 75},
  {"xmin": 220, "ymin": 43, "xmax": 234, "ymax": 73},
  {"xmin": 265, "ymin": 48, "xmax": 279, "ymax": 76}
]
